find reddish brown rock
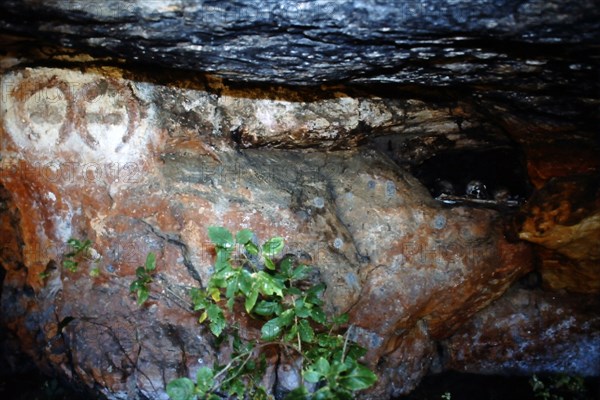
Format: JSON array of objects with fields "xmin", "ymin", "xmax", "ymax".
[
  {"xmin": 525, "ymin": 144, "xmax": 600, "ymax": 189},
  {"xmin": 518, "ymin": 174, "xmax": 600, "ymax": 293},
  {"xmin": 536, "ymin": 249, "xmax": 600, "ymax": 294}
]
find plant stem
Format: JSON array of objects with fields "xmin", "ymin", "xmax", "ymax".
[
  {"xmin": 214, "ymin": 348, "xmax": 255, "ymax": 391},
  {"xmin": 295, "ymin": 316, "xmax": 302, "ymax": 353},
  {"xmin": 341, "ymin": 325, "xmax": 353, "ymax": 363},
  {"xmin": 210, "ymin": 340, "xmax": 302, "ymax": 394}
]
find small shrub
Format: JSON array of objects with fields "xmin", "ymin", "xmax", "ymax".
[
  {"xmin": 530, "ymin": 374, "xmax": 588, "ymax": 400},
  {"xmin": 165, "ymin": 227, "xmax": 377, "ymax": 399},
  {"xmin": 129, "ymin": 253, "xmax": 157, "ymax": 305},
  {"xmin": 62, "ymin": 238, "xmax": 101, "ymax": 276}
]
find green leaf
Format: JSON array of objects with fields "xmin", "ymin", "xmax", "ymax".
[
  {"xmin": 262, "ymin": 237, "xmax": 284, "ymax": 256},
  {"xmin": 198, "ymin": 311, "xmax": 208, "ymax": 324},
  {"xmin": 214, "ymin": 248, "xmax": 232, "ymax": 272},
  {"xmin": 284, "ymin": 323, "xmax": 299, "ymax": 343},
  {"xmin": 285, "ymin": 387, "xmax": 310, "ymax": 400},
  {"xmin": 251, "ymin": 387, "xmax": 270, "ymax": 400},
  {"xmin": 305, "ymin": 283, "xmax": 326, "ymax": 306},
  {"xmin": 67, "ymin": 238, "xmax": 81, "ymax": 248},
  {"xmin": 196, "ymin": 366, "xmax": 214, "ymax": 393},
  {"xmin": 135, "ymin": 266, "xmax": 147, "ymax": 279},
  {"xmin": 317, "ymin": 333, "xmax": 343, "ymax": 349},
  {"xmin": 226, "ymin": 296, "xmax": 235, "ymax": 311},
  {"xmin": 228, "ymin": 379, "xmax": 245, "ymax": 398},
  {"xmin": 279, "ymin": 256, "xmax": 294, "ymax": 276},
  {"xmin": 63, "ymin": 260, "xmax": 78, "ymax": 272},
  {"xmin": 244, "ymin": 242, "xmax": 259, "ymax": 255},
  {"xmin": 303, "ymin": 370, "xmax": 321, "ymax": 384},
  {"xmin": 208, "ymin": 288, "xmax": 221, "ymax": 302},
  {"xmin": 208, "ymin": 226, "xmax": 234, "ymax": 248},
  {"xmin": 261, "ymin": 317, "xmax": 286, "ymax": 341},
  {"xmin": 279, "ymin": 309, "xmax": 295, "ymax": 326},
  {"xmin": 137, "ymin": 287, "xmax": 149, "ymax": 305},
  {"xmin": 286, "ymin": 287, "xmax": 303, "ymax": 296},
  {"xmin": 330, "ymin": 359, "xmax": 350, "ymax": 376},
  {"xmin": 310, "ymin": 308, "xmax": 327, "ymax": 325},
  {"xmin": 236, "ymin": 229, "xmax": 254, "ymax": 245},
  {"xmin": 238, "ymin": 269, "xmax": 253, "ymax": 296},
  {"xmin": 145, "ymin": 252, "xmax": 156, "ymax": 271},
  {"xmin": 129, "ymin": 280, "xmax": 140, "ymax": 292},
  {"xmin": 255, "ymin": 271, "xmax": 285, "ymax": 297},
  {"xmin": 254, "ymin": 301, "xmax": 282, "ymax": 316},
  {"xmin": 313, "ymin": 387, "xmax": 335, "ymax": 400},
  {"xmin": 338, "ymin": 362, "xmax": 377, "ymax": 391},
  {"xmin": 346, "ymin": 343, "xmax": 368, "ymax": 361},
  {"xmin": 263, "ymin": 256, "xmax": 276, "ymax": 271},
  {"xmin": 190, "ymin": 289, "xmax": 208, "ymax": 311},
  {"xmin": 332, "ymin": 313, "xmax": 350, "ymax": 326},
  {"xmin": 245, "ymin": 287, "xmax": 259, "ymax": 314},
  {"xmin": 314, "ymin": 357, "xmax": 330, "ymax": 376},
  {"xmin": 207, "ymin": 304, "xmax": 226, "ymax": 337},
  {"xmin": 166, "ymin": 377, "xmax": 196, "ymax": 400},
  {"xmin": 295, "ymin": 299, "xmax": 311, "ymax": 318},
  {"xmin": 298, "ymin": 319, "xmax": 315, "ymax": 343},
  {"xmin": 291, "ymin": 265, "xmax": 311, "ymax": 281},
  {"xmin": 226, "ymin": 275, "xmax": 239, "ymax": 299}
]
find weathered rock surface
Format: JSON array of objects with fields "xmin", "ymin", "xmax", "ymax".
[
  {"xmin": 0, "ymin": 66, "xmax": 541, "ymax": 399},
  {"xmin": 442, "ymin": 286, "xmax": 600, "ymax": 376},
  {"xmin": 518, "ymin": 174, "xmax": 600, "ymax": 294},
  {"xmin": 1, "ymin": 0, "xmax": 599, "ymax": 89},
  {"xmin": 1, "ymin": 2, "xmax": 599, "ymax": 396}
]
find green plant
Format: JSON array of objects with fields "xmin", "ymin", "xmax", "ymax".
[
  {"xmin": 129, "ymin": 253, "xmax": 157, "ymax": 305},
  {"xmin": 441, "ymin": 392, "xmax": 452, "ymax": 400},
  {"xmin": 62, "ymin": 238, "xmax": 101, "ymax": 276},
  {"xmin": 166, "ymin": 227, "xmax": 377, "ymax": 400},
  {"xmin": 530, "ymin": 374, "xmax": 588, "ymax": 400},
  {"xmin": 38, "ymin": 271, "xmax": 51, "ymax": 281}
]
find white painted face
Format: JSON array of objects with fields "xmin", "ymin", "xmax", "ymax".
[
  {"xmin": 80, "ymin": 80, "xmax": 131, "ymax": 151},
  {"xmin": 22, "ymin": 86, "xmax": 68, "ymax": 144},
  {"xmin": 2, "ymin": 68, "xmax": 152, "ymax": 165}
]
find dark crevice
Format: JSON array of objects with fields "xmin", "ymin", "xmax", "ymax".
[
  {"xmin": 164, "ymin": 323, "xmax": 190, "ymax": 378},
  {"xmin": 404, "ymin": 146, "xmax": 532, "ymax": 209},
  {"xmin": 138, "ymin": 219, "xmax": 203, "ymax": 286}
]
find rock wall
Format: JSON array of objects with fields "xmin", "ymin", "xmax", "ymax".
[
  {"xmin": 1, "ymin": 64, "xmax": 597, "ymax": 399},
  {"xmin": 1, "ymin": 1, "xmax": 599, "ymax": 399}
]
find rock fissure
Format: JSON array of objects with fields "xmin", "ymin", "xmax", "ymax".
[{"xmin": 137, "ymin": 218, "xmax": 203, "ymax": 287}]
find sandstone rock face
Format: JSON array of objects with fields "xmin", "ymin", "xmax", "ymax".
[{"xmin": 0, "ymin": 66, "xmax": 540, "ymax": 399}]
